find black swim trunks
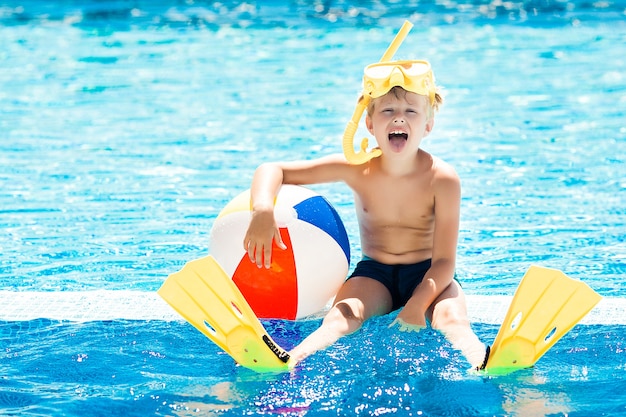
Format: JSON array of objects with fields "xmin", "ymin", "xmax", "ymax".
[{"xmin": 347, "ymin": 256, "xmax": 433, "ymax": 311}]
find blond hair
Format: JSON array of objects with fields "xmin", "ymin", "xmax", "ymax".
[{"xmin": 365, "ymin": 86, "xmax": 444, "ymax": 118}]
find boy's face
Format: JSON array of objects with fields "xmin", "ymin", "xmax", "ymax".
[{"xmin": 365, "ymin": 89, "xmax": 434, "ymax": 156}]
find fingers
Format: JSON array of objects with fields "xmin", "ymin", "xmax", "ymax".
[
  {"xmin": 243, "ymin": 233, "xmax": 287, "ymax": 269},
  {"xmin": 262, "ymin": 244, "xmax": 272, "ymax": 269},
  {"xmin": 244, "ymin": 237, "xmax": 256, "ymax": 263},
  {"xmin": 244, "ymin": 238, "xmax": 269, "ymax": 269},
  {"xmin": 389, "ymin": 317, "xmax": 425, "ymax": 333},
  {"xmin": 274, "ymin": 230, "xmax": 287, "ymax": 250}
]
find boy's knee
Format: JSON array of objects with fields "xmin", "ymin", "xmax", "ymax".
[
  {"xmin": 430, "ymin": 304, "xmax": 469, "ymax": 331},
  {"xmin": 323, "ymin": 301, "xmax": 364, "ymax": 335}
]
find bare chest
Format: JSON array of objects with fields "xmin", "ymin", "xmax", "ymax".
[{"xmin": 354, "ymin": 177, "xmax": 435, "ymax": 230}]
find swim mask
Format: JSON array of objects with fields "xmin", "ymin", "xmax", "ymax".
[{"xmin": 363, "ymin": 60, "xmax": 436, "ymax": 105}]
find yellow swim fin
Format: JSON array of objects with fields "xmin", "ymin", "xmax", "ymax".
[
  {"xmin": 485, "ymin": 265, "xmax": 601, "ymax": 373},
  {"xmin": 157, "ymin": 255, "xmax": 291, "ymax": 373}
]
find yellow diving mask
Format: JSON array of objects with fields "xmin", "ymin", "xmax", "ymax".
[{"xmin": 363, "ymin": 60, "xmax": 436, "ymax": 105}]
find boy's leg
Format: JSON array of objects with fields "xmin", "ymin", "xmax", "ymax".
[
  {"xmin": 427, "ymin": 281, "xmax": 487, "ymax": 369},
  {"xmin": 289, "ymin": 276, "xmax": 392, "ymax": 365}
]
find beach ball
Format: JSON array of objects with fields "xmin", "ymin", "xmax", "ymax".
[{"xmin": 210, "ymin": 185, "xmax": 350, "ymax": 320}]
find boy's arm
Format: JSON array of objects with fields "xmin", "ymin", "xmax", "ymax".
[
  {"xmin": 394, "ymin": 167, "xmax": 461, "ymax": 329},
  {"xmin": 244, "ymin": 163, "xmax": 286, "ymax": 269},
  {"xmin": 244, "ymin": 155, "xmax": 350, "ymax": 269}
]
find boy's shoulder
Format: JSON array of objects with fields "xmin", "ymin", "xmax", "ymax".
[
  {"xmin": 425, "ymin": 152, "xmax": 459, "ymax": 182},
  {"xmin": 418, "ymin": 149, "xmax": 457, "ymax": 174}
]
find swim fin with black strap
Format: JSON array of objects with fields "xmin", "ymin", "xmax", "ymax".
[
  {"xmin": 157, "ymin": 255, "xmax": 291, "ymax": 373},
  {"xmin": 484, "ymin": 265, "xmax": 601, "ymax": 374}
]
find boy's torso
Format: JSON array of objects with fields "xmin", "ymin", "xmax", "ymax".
[{"xmin": 347, "ymin": 151, "xmax": 440, "ymax": 265}]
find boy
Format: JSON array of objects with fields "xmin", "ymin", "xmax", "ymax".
[{"xmin": 243, "ymin": 60, "xmax": 488, "ymax": 370}]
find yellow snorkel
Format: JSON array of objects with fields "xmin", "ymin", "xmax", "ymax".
[{"xmin": 342, "ymin": 21, "xmax": 413, "ymax": 165}]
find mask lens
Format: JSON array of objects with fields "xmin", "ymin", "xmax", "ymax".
[
  {"xmin": 402, "ymin": 62, "xmax": 429, "ymax": 76},
  {"xmin": 365, "ymin": 61, "xmax": 430, "ymax": 79},
  {"xmin": 365, "ymin": 64, "xmax": 395, "ymax": 79}
]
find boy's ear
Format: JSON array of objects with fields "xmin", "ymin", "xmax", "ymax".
[
  {"xmin": 424, "ymin": 117, "xmax": 435, "ymax": 136},
  {"xmin": 365, "ymin": 115, "xmax": 374, "ymax": 134}
]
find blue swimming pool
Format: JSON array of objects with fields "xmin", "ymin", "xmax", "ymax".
[{"xmin": 1, "ymin": 1, "xmax": 625, "ymax": 415}]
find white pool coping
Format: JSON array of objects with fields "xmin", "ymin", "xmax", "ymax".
[{"xmin": 0, "ymin": 291, "xmax": 623, "ymax": 325}]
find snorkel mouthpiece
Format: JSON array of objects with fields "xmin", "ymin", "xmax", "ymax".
[{"xmin": 342, "ymin": 21, "xmax": 413, "ymax": 165}]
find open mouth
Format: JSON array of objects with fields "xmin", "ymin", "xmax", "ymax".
[{"xmin": 388, "ymin": 130, "xmax": 408, "ymax": 141}]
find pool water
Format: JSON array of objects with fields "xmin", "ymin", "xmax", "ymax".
[
  {"xmin": 2, "ymin": 319, "xmax": 625, "ymax": 416},
  {"xmin": 1, "ymin": 1, "xmax": 625, "ymax": 416}
]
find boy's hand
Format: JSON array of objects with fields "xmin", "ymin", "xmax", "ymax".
[
  {"xmin": 243, "ymin": 209, "xmax": 287, "ymax": 269},
  {"xmin": 389, "ymin": 317, "xmax": 426, "ymax": 333}
]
